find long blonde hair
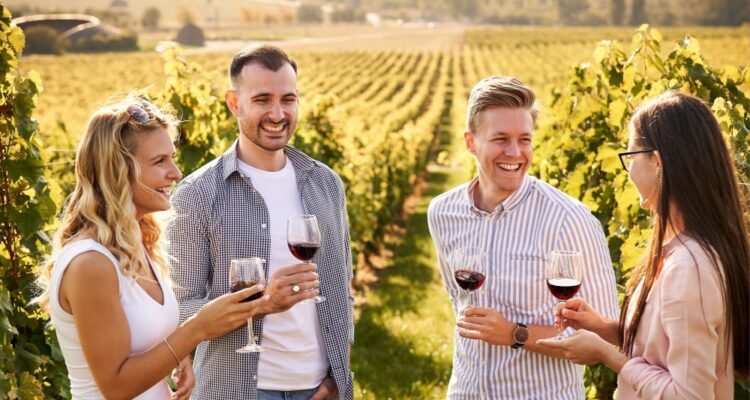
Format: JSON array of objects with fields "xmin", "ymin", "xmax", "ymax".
[{"xmin": 35, "ymin": 94, "xmax": 179, "ymax": 311}]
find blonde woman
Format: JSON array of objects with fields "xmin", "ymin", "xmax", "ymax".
[{"xmin": 35, "ymin": 95, "xmax": 267, "ymax": 399}]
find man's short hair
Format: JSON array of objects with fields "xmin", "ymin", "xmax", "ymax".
[
  {"xmin": 466, "ymin": 76, "xmax": 539, "ymax": 133},
  {"xmin": 229, "ymin": 45, "xmax": 297, "ymax": 87}
]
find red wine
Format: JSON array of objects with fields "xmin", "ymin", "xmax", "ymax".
[
  {"xmin": 547, "ymin": 278, "xmax": 581, "ymax": 300},
  {"xmin": 288, "ymin": 241, "xmax": 320, "ymax": 261},
  {"xmin": 454, "ymin": 269, "xmax": 486, "ymax": 291},
  {"xmin": 230, "ymin": 280, "xmax": 264, "ymax": 302}
]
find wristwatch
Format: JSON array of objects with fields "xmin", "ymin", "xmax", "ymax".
[{"xmin": 511, "ymin": 322, "xmax": 529, "ymax": 349}]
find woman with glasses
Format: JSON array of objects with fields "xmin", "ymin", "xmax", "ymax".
[
  {"xmin": 538, "ymin": 91, "xmax": 749, "ymax": 399},
  {"xmin": 34, "ymin": 95, "xmax": 267, "ymax": 399}
]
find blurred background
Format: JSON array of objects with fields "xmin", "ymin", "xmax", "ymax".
[{"xmin": 2, "ymin": 0, "xmax": 749, "ymax": 399}]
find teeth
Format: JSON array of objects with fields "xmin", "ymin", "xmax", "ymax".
[
  {"xmin": 498, "ymin": 163, "xmax": 521, "ymax": 171},
  {"xmin": 261, "ymin": 123, "xmax": 285, "ymax": 132},
  {"xmin": 155, "ymin": 186, "xmax": 173, "ymax": 194}
]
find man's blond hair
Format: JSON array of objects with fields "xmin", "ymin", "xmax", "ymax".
[{"xmin": 466, "ymin": 76, "xmax": 539, "ymax": 133}]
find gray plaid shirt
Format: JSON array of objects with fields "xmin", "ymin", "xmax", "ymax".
[{"xmin": 167, "ymin": 142, "xmax": 355, "ymax": 400}]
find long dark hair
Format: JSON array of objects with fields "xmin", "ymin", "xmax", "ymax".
[{"xmin": 619, "ymin": 91, "xmax": 750, "ymax": 379}]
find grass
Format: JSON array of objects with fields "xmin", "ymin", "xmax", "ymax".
[{"xmin": 351, "ymin": 113, "xmax": 471, "ymax": 399}]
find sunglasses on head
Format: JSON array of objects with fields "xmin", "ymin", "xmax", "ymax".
[{"xmin": 126, "ymin": 99, "xmax": 158, "ymax": 123}]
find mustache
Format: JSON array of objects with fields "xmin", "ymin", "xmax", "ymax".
[{"xmin": 259, "ymin": 118, "xmax": 289, "ymax": 125}]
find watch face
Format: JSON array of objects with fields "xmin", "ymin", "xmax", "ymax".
[{"xmin": 513, "ymin": 326, "xmax": 529, "ymax": 344}]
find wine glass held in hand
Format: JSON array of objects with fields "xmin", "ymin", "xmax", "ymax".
[
  {"xmin": 545, "ymin": 250, "xmax": 584, "ymax": 339},
  {"xmin": 287, "ymin": 215, "xmax": 325, "ymax": 303},
  {"xmin": 230, "ymin": 258, "xmax": 266, "ymax": 353},
  {"xmin": 451, "ymin": 246, "xmax": 487, "ymax": 312}
]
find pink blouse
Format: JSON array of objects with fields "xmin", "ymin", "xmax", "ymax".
[{"xmin": 617, "ymin": 235, "xmax": 734, "ymax": 399}]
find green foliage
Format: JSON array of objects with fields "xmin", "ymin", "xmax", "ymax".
[
  {"xmin": 534, "ymin": 24, "xmax": 750, "ymax": 398},
  {"xmin": 141, "ymin": 6, "xmax": 161, "ymax": 29},
  {"xmin": 69, "ymin": 33, "xmax": 138, "ymax": 53},
  {"xmin": 297, "ymin": 4, "xmax": 323, "ymax": 23},
  {"xmin": 155, "ymin": 42, "xmax": 232, "ymax": 174},
  {"xmin": 0, "ymin": 5, "xmax": 68, "ymax": 399},
  {"xmin": 21, "ymin": 26, "xmax": 67, "ymax": 55}
]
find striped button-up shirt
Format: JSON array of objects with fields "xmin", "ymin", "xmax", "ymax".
[
  {"xmin": 167, "ymin": 143, "xmax": 354, "ymax": 400},
  {"xmin": 427, "ymin": 175, "xmax": 619, "ymax": 400}
]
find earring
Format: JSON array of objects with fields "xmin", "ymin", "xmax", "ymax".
[{"xmin": 655, "ymin": 168, "xmax": 661, "ymax": 179}]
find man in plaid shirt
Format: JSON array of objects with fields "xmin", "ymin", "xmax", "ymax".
[{"xmin": 167, "ymin": 45, "xmax": 354, "ymax": 400}]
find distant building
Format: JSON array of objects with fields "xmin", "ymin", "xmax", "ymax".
[{"xmin": 13, "ymin": 14, "xmax": 123, "ymax": 47}]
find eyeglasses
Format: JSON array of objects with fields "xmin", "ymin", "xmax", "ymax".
[
  {"xmin": 126, "ymin": 100, "xmax": 157, "ymax": 123},
  {"xmin": 618, "ymin": 149, "xmax": 655, "ymax": 172}
]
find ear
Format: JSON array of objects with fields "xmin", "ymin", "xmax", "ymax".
[
  {"xmin": 464, "ymin": 130, "xmax": 476, "ymax": 155},
  {"xmin": 653, "ymin": 150, "xmax": 662, "ymax": 169},
  {"xmin": 225, "ymin": 89, "xmax": 239, "ymax": 117}
]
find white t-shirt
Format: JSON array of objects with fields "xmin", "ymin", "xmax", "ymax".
[
  {"xmin": 49, "ymin": 239, "xmax": 179, "ymax": 399},
  {"xmin": 238, "ymin": 158, "xmax": 328, "ymax": 390}
]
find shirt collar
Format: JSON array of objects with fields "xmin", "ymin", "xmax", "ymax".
[
  {"xmin": 222, "ymin": 140, "xmax": 320, "ymax": 181},
  {"xmin": 464, "ymin": 174, "xmax": 535, "ymax": 215}
]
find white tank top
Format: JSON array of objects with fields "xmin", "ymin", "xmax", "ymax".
[{"xmin": 49, "ymin": 239, "xmax": 179, "ymax": 399}]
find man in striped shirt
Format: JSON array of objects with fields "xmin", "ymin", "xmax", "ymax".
[{"xmin": 427, "ymin": 76, "xmax": 619, "ymax": 399}]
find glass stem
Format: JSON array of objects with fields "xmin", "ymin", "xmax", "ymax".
[
  {"xmin": 247, "ymin": 318, "xmax": 256, "ymax": 347},
  {"xmin": 555, "ymin": 301, "xmax": 565, "ymax": 339}
]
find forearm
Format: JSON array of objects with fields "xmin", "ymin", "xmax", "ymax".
[
  {"xmin": 98, "ymin": 319, "xmax": 205, "ymax": 399},
  {"xmin": 592, "ymin": 319, "xmax": 621, "ymax": 346}
]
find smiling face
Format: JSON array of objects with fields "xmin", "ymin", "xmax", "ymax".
[
  {"xmin": 226, "ymin": 62, "xmax": 298, "ymax": 155},
  {"xmin": 466, "ymin": 107, "xmax": 534, "ymax": 204},
  {"xmin": 626, "ymin": 127, "xmax": 661, "ymax": 211},
  {"xmin": 130, "ymin": 127, "xmax": 182, "ymax": 218}
]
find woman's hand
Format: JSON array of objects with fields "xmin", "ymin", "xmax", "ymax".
[
  {"xmin": 555, "ymin": 298, "xmax": 621, "ymax": 345},
  {"xmin": 170, "ymin": 356, "xmax": 194, "ymax": 400},
  {"xmin": 188, "ymin": 285, "xmax": 268, "ymax": 340},
  {"xmin": 555, "ymin": 298, "xmax": 604, "ymax": 331},
  {"xmin": 536, "ymin": 330, "xmax": 627, "ymax": 372}
]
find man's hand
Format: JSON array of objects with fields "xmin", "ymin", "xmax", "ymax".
[
  {"xmin": 256, "ymin": 263, "xmax": 320, "ymax": 316},
  {"xmin": 456, "ymin": 307, "xmax": 515, "ymax": 346},
  {"xmin": 170, "ymin": 356, "xmax": 194, "ymax": 400},
  {"xmin": 310, "ymin": 376, "xmax": 338, "ymax": 400}
]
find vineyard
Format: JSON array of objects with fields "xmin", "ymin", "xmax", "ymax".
[{"xmin": 3, "ymin": 4, "xmax": 750, "ymax": 398}]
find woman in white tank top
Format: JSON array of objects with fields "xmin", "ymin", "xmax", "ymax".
[{"xmin": 33, "ymin": 95, "xmax": 267, "ymax": 399}]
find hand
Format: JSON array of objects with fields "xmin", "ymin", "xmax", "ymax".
[
  {"xmin": 188, "ymin": 284, "xmax": 267, "ymax": 340},
  {"xmin": 257, "ymin": 263, "xmax": 320, "ymax": 315},
  {"xmin": 310, "ymin": 376, "xmax": 339, "ymax": 400},
  {"xmin": 554, "ymin": 298, "xmax": 605, "ymax": 332},
  {"xmin": 456, "ymin": 307, "xmax": 515, "ymax": 346},
  {"xmin": 536, "ymin": 329, "xmax": 621, "ymax": 366},
  {"xmin": 170, "ymin": 356, "xmax": 194, "ymax": 400}
]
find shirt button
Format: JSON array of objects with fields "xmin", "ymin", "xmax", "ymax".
[
  {"xmin": 261, "ymin": 223, "xmax": 267, "ymax": 229},
  {"xmin": 252, "ymin": 375, "xmax": 257, "ymax": 380}
]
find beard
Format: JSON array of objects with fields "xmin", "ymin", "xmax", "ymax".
[{"xmin": 241, "ymin": 117, "xmax": 296, "ymax": 152}]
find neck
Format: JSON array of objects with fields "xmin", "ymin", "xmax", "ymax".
[
  {"xmin": 663, "ymin": 203, "xmax": 685, "ymax": 243},
  {"xmin": 473, "ymin": 175, "xmax": 514, "ymax": 212},
  {"xmin": 237, "ymin": 138, "xmax": 286, "ymax": 172}
]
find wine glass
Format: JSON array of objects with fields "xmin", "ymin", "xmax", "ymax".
[
  {"xmin": 450, "ymin": 246, "xmax": 487, "ymax": 314},
  {"xmin": 230, "ymin": 257, "xmax": 266, "ymax": 353},
  {"xmin": 545, "ymin": 250, "xmax": 584, "ymax": 339},
  {"xmin": 287, "ymin": 215, "xmax": 325, "ymax": 303}
]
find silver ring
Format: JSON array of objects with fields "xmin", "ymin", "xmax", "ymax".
[{"xmin": 291, "ymin": 284, "xmax": 301, "ymax": 294}]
